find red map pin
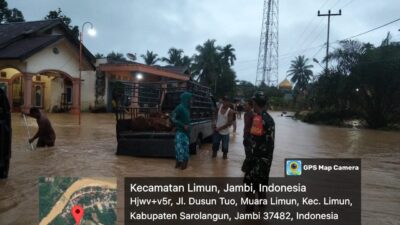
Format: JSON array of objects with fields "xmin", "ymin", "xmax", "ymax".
[{"xmin": 71, "ymin": 205, "xmax": 84, "ymax": 225}]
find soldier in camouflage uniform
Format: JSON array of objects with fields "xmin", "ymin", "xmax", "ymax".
[{"xmin": 243, "ymin": 91, "xmax": 275, "ymax": 208}]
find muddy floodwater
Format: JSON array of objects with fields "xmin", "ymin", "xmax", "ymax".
[{"xmin": 0, "ymin": 112, "xmax": 399, "ymax": 225}]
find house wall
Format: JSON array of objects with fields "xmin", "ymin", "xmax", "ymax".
[
  {"xmin": 81, "ymin": 71, "xmax": 96, "ymax": 111},
  {"xmin": 24, "ymin": 38, "xmax": 96, "ymax": 111},
  {"xmin": 0, "ymin": 68, "xmax": 20, "ymax": 79},
  {"xmin": 26, "ymin": 39, "xmax": 80, "ymax": 78}
]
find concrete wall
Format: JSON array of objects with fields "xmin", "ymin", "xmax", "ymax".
[{"xmin": 81, "ymin": 71, "xmax": 96, "ymax": 111}]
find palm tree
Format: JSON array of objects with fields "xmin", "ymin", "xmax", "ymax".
[
  {"xmin": 162, "ymin": 48, "xmax": 184, "ymax": 66},
  {"xmin": 220, "ymin": 44, "xmax": 236, "ymax": 66},
  {"xmin": 141, "ymin": 50, "xmax": 159, "ymax": 65},
  {"xmin": 287, "ymin": 55, "xmax": 313, "ymax": 91},
  {"xmin": 192, "ymin": 39, "xmax": 220, "ymax": 84},
  {"xmin": 106, "ymin": 51, "xmax": 126, "ymax": 62},
  {"xmin": 324, "ymin": 40, "xmax": 365, "ymax": 75}
]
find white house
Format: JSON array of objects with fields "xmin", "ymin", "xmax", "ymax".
[{"xmin": 0, "ymin": 19, "xmax": 96, "ymax": 113}]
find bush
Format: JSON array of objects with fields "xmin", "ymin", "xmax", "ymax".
[{"xmin": 302, "ymin": 109, "xmax": 359, "ymax": 126}]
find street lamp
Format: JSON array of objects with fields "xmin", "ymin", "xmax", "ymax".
[
  {"xmin": 313, "ymin": 58, "xmax": 330, "ymax": 78},
  {"xmin": 79, "ymin": 22, "xmax": 96, "ymax": 125},
  {"xmin": 136, "ymin": 73, "xmax": 143, "ymax": 80},
  {"xmin": 313, "ymin": 58, "xmax": 324, "ymax": 69}
]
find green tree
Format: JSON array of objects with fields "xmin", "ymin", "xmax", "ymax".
[
  {"xmin": 308, "ymin": 34, "xmax": 400, "ymax": 128},
  {"xmin": 107, "ymin": 51, "xmax": 127, "ymax": 62},
  {"xmin": 94, "ymin": 53, "xmax": 105, "ymax": 59},
  {"xmin": 162, "ymin": 48, "xmax": 184, "ymax": 66},
  {"xmin": 287, "ymin": 55, "xmax": 313, "ymax": 91},
  {"xmin": 141, "ymin": 50, "xmax": 159, "ymax": 65},
  {"xmin": 350, "ymin": 38, "xmax": 400, "ymax": 128},
  {"xmin": 0, "ymin": 0, "xmax": 24, "ymax": 23},
  {"xmin": 220, "ymin": 44, "xmax": 236, "ymax": 66},
  {"xmin": 236, "ymin": 80, "xmax": 255, "ymax": 99},
  {"xmin": 192, "ymin": 39, "xmax": 220, "ymax": 85},
  {"xmin": 324, "ymin": 40, "xmax": 365, "ymax": 76},
  {"xmin": 44, "ymin": 8, "xmax": 79, "ymax": 38},
  {"xmin": 192, "ymin": 39, "xmax": 237, "ymax": 98},
  {"xmin": 180, "ymin": 55, "xmax": 192, "ymax": 68}
]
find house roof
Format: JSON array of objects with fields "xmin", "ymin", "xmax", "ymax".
[
  {"xmin": 0, "ymin": 20, "xmax": 57, "ymax": 48},
  {"xmin": 0, "ymin": 19, "xmax": 96, "ymax": 69},
  {"xmin": 98, "ymin": 62, "xmax": 190, "ymax": 81},
  {"xmin": 0, "ymin": 35, "xmax": 63, "ymax": 59},
  {"xmin": 156, "ymin": 65, "xmax": 190, "ymax": 75}
]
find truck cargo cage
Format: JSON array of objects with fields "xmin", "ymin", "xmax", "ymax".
[{"xmin": 115, "ymin": 81, "xmax": 215, "ymax": 122}]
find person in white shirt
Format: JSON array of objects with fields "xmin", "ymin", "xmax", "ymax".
[{"xmin": 212, "ymin": 96, "xmax": 234, "ymax": 159}]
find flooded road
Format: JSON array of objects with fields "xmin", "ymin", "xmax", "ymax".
[{"xmin": 0, "ymin": 112, "xmax": 399, "ymax": 225}]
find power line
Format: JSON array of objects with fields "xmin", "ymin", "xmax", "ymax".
[
  {"xmin": 302, "ymin": 24, "xmax": 327, "ymax": 54},
  {"xmin": 329, "ymin": 0, "xmax": 342, "ymax": 10},
  {"xmin": 286, "ymin": 0, "xmax": 330, "ymax": 51},
  {"xmin": 297, "ymin": 19, "xmax": 325, "ymax": 51},
  {"xmin": 312, "ymin": 44, "xmax": 325, "ymax": 59},
  {"xmin": 342, "ymin": 17, "xmax": 400, "ymax": 41},
  {"xmin": 340, "ymin": 0, "xmax": 356, "ymax": 9},
  {"xmin": 237, "ymin": 17, "xmax": 400, "ymax": 66}
]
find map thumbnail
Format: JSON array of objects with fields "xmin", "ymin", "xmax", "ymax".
[{"xmin": 39, "ymin": 177, "xmax": 117, "ymax": 225}]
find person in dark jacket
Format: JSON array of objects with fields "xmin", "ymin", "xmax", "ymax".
[
  {"xmin": 0, "ymin": 88, "xmax": 11, "ymax": 179},
  {"xmin": 25, "ymin": 107, "xmax": 56, "ymax": 147},
  {"xmin": 171, "ymin": 92, "xmax": 192, "ymax": 170},
  {"xmin": 243, "ymin": 91, "xmax": 275, "ymax": 211}
]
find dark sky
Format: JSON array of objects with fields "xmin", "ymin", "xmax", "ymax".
[{"xmin": 9, "ymin": 0, "xmax": 400, "ymax": 83}]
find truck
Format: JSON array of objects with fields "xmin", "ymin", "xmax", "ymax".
[
  {"xmin": 0, "ymin": 88, "xmax": 11, "ymax": 179},
  {"xmin": 115, "ymin": 81, "xmax": 215, "ymax": 157}
]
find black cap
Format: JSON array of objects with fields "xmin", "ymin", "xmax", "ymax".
[{"xmin": 252, "ymin": 91, "xmax": 267, "ymax": 106}]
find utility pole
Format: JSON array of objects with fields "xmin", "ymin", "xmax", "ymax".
[{"xmin": 318, "ymin": 10, "xmax": 342, "ymax": 73}]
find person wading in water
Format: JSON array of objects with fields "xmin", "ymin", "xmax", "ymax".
[{"xmin": 25, "ymin": 107, "xmax": 56, "ymax": 147}]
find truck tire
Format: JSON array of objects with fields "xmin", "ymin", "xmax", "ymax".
[{"xmin": 190, "ymin": 136, "xmax": 202, "ymax": 155}]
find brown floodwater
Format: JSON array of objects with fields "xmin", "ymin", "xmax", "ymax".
[{"xmin": 0, "ymin": 112, "xmax": 399, "ymax": 225}]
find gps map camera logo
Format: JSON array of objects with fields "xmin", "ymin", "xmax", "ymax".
[{"xmin": 286, "ymin": 160, "xmax": 302, "ymax": 176}]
